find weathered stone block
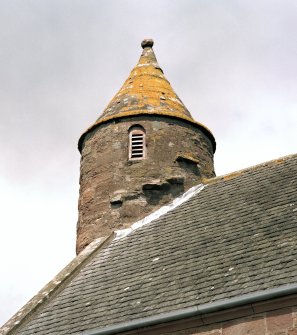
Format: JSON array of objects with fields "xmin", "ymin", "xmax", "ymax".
[
  {"xmin": 266, "ymin": 308, "xmax": 293, "ymax": 334},
  {"xmin": 222, "ymin": 317, "xmax": 265, "ymax": 335}
]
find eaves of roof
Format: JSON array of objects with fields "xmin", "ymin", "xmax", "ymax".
[
  {"xmin": 83, "ymin": 283, "xmax": 297, "ymax": 335},
  {"xmin": 78, "ymin": 110, "xmax": 216, "ymax": 153}
]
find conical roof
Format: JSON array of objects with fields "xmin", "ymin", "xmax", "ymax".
[{"xmin": 78, "ymin": 39, "xmax": 215, "ymax": 151}]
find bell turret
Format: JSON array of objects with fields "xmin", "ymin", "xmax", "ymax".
[{"xmin": 76, "ymin": 39, "xmax": 216, "ymax": 254}]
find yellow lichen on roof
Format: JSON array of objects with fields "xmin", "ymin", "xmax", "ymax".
[
  {"xmin": 97, "ymin": 39, "xmax": 192, "ymax": 121},
  {"xmin": 78, "ymin": 39, "xmax": 216, "ymax": 152}
]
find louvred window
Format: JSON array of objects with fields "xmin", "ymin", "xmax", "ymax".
[{"xmin": 129, "ymin": 126, "xmax": 146, "ymax": 160}]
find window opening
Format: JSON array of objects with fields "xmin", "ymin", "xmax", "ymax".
[{"xmin": 129, "ymin": 126, "xmax": 146, "ymax": 160}]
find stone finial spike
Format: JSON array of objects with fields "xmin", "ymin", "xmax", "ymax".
[{"xmin": 141, "ymin": 39, "xmax": 154, "ymax": 49}]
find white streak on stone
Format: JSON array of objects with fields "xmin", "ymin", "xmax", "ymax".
[
  {"xmin": 168, "ymin": 97, "xmax": 183, "ymax": 105},
  {"xmin": 115, "ymin": 229, "xmax": 131, "ymax": 239},
  {"xmin": 115, "ymin": 184, "xmax": 205, "ymax": 240}
]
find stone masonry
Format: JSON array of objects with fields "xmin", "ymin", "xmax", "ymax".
[
  {"xmin": 76, "ymin": 39, "xmax": 216, "ymax": 253},
  {"xmin": 77, "ymin": 115, "xmax": 215, "ymax": 253}
]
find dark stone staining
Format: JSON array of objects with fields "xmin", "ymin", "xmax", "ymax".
[
  {"xmin": 142, "ymin": 181, "xmax": 171, "ymax": 206},
  {"xmin": 176, "ymin": 155, "xmax": 201, "ymax": 177},
  {"xmin": 111, "ymin": 202, "xmax": 122, "ymax": 209},
  {"xmin": 110, "ymin": 195, "xmax": 123, "ymax": 209},
  {"xmin": 142, "ymin": 179, "xmax": 185, "ymax": 206},
  {"xmin": 77, "ymin": 115, "xmax": 215, "ymax": 253}
]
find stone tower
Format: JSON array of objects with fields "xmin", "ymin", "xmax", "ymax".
[{"xmin": 76, "ymin": 39, "xmax": 216, "ymax": 254}]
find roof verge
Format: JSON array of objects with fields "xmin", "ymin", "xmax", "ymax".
[{"xmin": 0, "ymin": 236, "xmax": 113, "ymax": 335}]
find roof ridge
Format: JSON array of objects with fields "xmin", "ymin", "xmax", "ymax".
[
  {"xmin": 203, "ymin": 152, "xmax": 297, "ymax": 186},
  {"xmin": 0, "ymin": 235, "xmax": 114, "ymax": 335}
]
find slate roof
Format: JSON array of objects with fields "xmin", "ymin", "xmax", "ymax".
[
  {"xmin": 78, "ymin": 40, "xmax": 215, "ymax": 152},
  {"xmin": 2, "ymin": 154, "xmax": 297, "ymax": 335}
]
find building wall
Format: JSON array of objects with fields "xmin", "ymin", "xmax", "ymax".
[
  {"xmin": 77, "ymin": 115, "xmax": 215, "ymax": 253},
  {"xmin": 159, "ymin": 308, "xmax": 297, "ymax": 335},
  {"xmin": 134, "ymin": 296, "xmax": 297, "ymax": 335}
]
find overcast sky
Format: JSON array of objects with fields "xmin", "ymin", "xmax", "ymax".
[{"xmin": 1, "ymin": 0, "xmax": 297, "ymax": 326}]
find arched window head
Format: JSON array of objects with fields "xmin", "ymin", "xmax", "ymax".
[{"xmin": 129, "ymin": 125, "xmax": 146, "ymax": 160}]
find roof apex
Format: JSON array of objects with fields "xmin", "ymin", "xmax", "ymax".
[{"xmin": 97, "ymin": 38, "xmax": 195, "ymax": 121}]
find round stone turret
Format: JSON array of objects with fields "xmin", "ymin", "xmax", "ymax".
[{"xmin": 76, "ymin": 40, "xmax": 216, "ymax": 254}]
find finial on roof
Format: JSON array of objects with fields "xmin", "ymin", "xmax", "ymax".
[{"xmin": 141, "ymin": 39, "xmax": 154, "ymax": 49}]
